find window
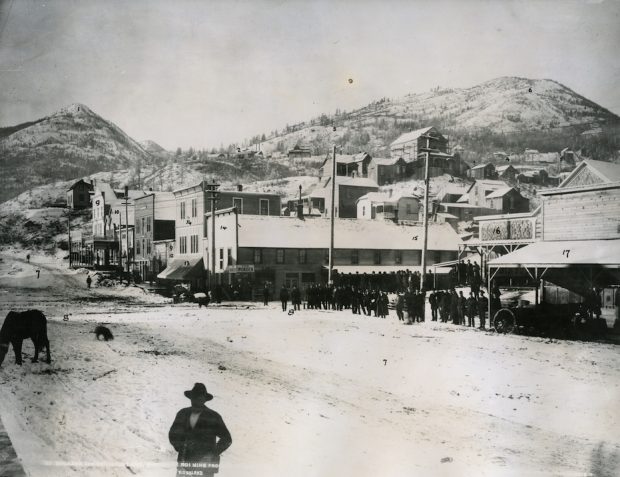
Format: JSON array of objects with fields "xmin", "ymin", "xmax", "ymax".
[
  {"xmin": 374, "ymin": 250, "xmax": 381, "ymax": 265},
  {"xmin": 259, "ymin": 199, "xmax": 269, "ymax": 215},
  {"xmin": 141, "ymin": 218, "xmax": 145, "ymax": 235},
  {"xmin": 190, "ymin": 235, "xmax": 199, "ymax": 254},
  {"xmin": 136, "ymin": 218, "xmax": 141, "ymax": 234},
  {"xmin": 136, "ymin": 240, "xmax": 141, "ymax": 255},
  {"xmin": 180, "ymin": 202, "xmax": 186, "ymax": 219},
  {"xmin": 147, "ymin": 216, "xmax": 151, "ymax": 232},
  {"xmin": 179, "ymin": 236, "xmax": 187, "ymax": 254},
  {"xmin": 142, "ymin": 239, "xmax": 145, "ymax": 256},
  {"xmin": 233, "ymin": 198, "xmax": 243, "ymax": 214},
  {"xmin": 219, "ymin": 248, "xmax": 224, "ymax": 270},
  {"xmin": 191, "ymin": 198, "xmax": 197, "ymax": 217},
  {"xmin": 395, "ymin": 250, "xmax": 402, "ymax": 264},
  {"xmin": 376, "ymin": 205, "xmax": 384, "ymax": 213},
  {"xmin": 276, "ymin": 249, "xmax": 285, "ymax": 264},
  {"xmin": 227, "ymin": 248, "xmax": 233, "ymax": 266},
  {"xmin": 253, "ymin": 248, "xmax": 263, "ymax": 264},
  {"xmin": 362, "ymin": 206, "xmax": 366, "ymax": 217},
  {"xmin": 147, "ymin": 239, "xmax": 151, "ymax": 255},
  {"xmin": 298, "ymin": 249, "xmax": 307, "ymax": 264},
  {"xmin": 351, "ymin": 249, "xmax": 359, "ymax": 265}
]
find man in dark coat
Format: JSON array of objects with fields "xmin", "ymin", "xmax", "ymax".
[
  {"xmin": 291, "ymin": 286, "xmax": 301, "ymax": 311},
  {"xmin": 169, "ymin": 383, "xmax": 232, "ymax": 477},
  {"xmin": 280, "ymin": 285, "xmax": 289, "ymax": 312}
]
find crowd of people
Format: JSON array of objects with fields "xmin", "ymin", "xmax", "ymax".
[{"xmin": 266, "ymin": 259, "xmax": 500, "ymax": 330}]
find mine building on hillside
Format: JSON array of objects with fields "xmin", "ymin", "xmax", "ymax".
[
  {"xmin": 204, "ymin": 211, "xmax": 459, "ymax": 297},
  {"xmin": 66, "ymin": 179, "xmax": 94, "ymax": 210},
  {"xmin": 288, "ymin": 145, "xmax": 312, "ymax": 159},
  {"xmin": 389, "ymin": 126, "xmax": 467, "ymax": 179},
  {"xmin": 318, "ymin": 152, "xmax": 373, "ymax": 181}
]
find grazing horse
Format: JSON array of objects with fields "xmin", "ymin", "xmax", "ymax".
[{"xmin": 0, "ymin": 310, "xmax": 51, "ymax": 366}]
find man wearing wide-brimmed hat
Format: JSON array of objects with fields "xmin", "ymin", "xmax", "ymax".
[{"xmin": 169, "ymin": 383, "xmax": 232, "ymax": 476}]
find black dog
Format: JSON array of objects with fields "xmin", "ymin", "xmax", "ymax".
[
  {"xmin": 94, "ymin": 325, "xmax": 114, "ymax": 341},
  {"xmin": 0, "ymin": 310, "xmax": 51, "ymax": 366}
]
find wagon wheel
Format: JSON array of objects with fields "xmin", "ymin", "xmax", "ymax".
[{"xmin": 493, "ymin": 308, "xmax": 516, "ymax": 334}]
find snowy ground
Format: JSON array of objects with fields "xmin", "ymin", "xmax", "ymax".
[{"xmin": 0, "ymin": 250, "xmax": 619, "ymax": 477}]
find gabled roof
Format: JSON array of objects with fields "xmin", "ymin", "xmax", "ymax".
[
  {"xmin": 496, "ymin": 165, "xmax": 516, "ymax": 173},
  {"xmin": 68, "ymin": 179, "xmax": 94, "ymax": 191},
  {"xmin": 323, "ymin": 176, "xmax": 379, "ymax": 189},
  {"xmin": 485, "ymin": 187, "xmax": 514, "ymax": 199},
  {"xmin": 471, "ymin": 163, "xmax": 494, "ymax": 170},
  {"xmin": 371, "ymin": 157, "xmax": 399, "ymax": 166},
  {"xmin": 390, "ymin": 127, "xmax": 434, "ymax": 147},
  {"xmin": 551, "ymin": 159, "xmax": 620, "ymax": 190},
  {"xmin": 236, "ymin": 215, "xmax": 459, "ymax": 251},
  {"xmin": 466, "ymin": 179, "xmax": 509, "ymax": 193},
  {"xmin": 581, "ymin": 159, "xmax": 620, "ymax": 182}
]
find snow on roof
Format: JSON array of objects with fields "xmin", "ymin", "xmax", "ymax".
[
  {"xmin": 471, "ymin": 163, "xmax": 493, "ymax": 170},
  {"xmin": 456, "ymin": 193, "xmax": 469, "ymax": 203},
  {"xmin": 356, "ymin": 191, "xmax": 418, "ymax": 204},
  {"xmin": 485, "ymin": 187, "xmax": 514, "ymax": 199},
  {"xmin": 489, "ymin": 239, "xmax": 620, "ymax": 267},
  {"xmin": 372, "ymin": 157, "xmax": 398, "ymax": 166},
  {"xmin": 390, "ymin": 127, "xmax": 434, "ymax": 147},
  {"xmin": 583, "ymin": 159, "xmax": 620, "ymax": 183},
  {"xmin": 236, "ymin": 216, "xmax": 459, "ymax": 251},
  {"xmin": 496, "ymin": 165, "xmax": 515, "ymax": 172},
  {"xmin": 324, "ymin": 177, "xmax": 379, "ymax": 188}
]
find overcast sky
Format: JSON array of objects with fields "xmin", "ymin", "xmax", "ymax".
[{"xmin": 0, "ymin": 0, "xmax": 618, "ymax": 150}]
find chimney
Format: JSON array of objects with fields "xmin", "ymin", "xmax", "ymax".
[
  {"xmin": 389, "ymin": 188, "xmax": 393, "ymax": 198},
  {"xmin": 149, "ymin": 187, "xmax": 153, "ymax": 192},
  {"xmin": 237, "ymin": 184, "xmax": 243, "ymax": 192}
]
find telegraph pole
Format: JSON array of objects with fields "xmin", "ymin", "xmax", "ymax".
[
  {"xmin": 67, "ymin": 213, "xmax": 72, "ymax": 268},
  {"xmin": 205, "ymin": 180, "xmax": 220, "ymax": 291},
  {"xmin": 124, "ymin": 186, "xmax": 130, "ymax": 279},
  {"xmin": 328, "ymin": 144, "xmax": 336, "ymax": 284},
  {"xmin": 420, "ymin": 150, "xmax": 431, "ymax": 292}
]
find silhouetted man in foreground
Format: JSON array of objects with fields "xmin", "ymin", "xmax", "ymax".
[{"xmin": 169, "ymin": 383, "xmax": 232, "ymax": 476}]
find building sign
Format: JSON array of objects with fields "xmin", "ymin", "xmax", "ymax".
[{"xmin": 227, "ymin": 265, "xmax": 255, "ymax": 273}]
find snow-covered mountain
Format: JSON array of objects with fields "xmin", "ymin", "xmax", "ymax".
[
  {"xmin": 0, "ymin": 103, "xmax": 155, "ymax": 203},
  {"xmin": 257, "ymin": 77, "xmax": 619, "ymax": 158}
]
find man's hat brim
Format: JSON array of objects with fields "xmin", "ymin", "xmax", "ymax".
[{"xmin": 184, "ymin": 390, "xmax": 214, "ymax": 401}]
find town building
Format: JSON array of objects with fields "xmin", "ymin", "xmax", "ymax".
[
  {"xmin": 66, "ymin": 179, "xmax": 93, "ymax": 209},
  {"xmin": 89, "ymin": 182, "xmax": 147, "ymax": 268},
  {"xmin": 205, "ymin": 211, "xmax": 460, "ymax": 295},
  {"xmin": 367, "ymin": 157, "xmax": 407, "ymax": 185},
  {"xmin": 318, "ymin": 152, "xmax": 373, "ymax": 181},
  {"xmin": 133, "ymin": 192, "xmax": 176, "ymax": 282},
  {"xmin": 323, "ymin": 176, "xmax": 379, "ymax": 218},
  {"xmin": 157, "ymin": 182, "xmax": 281, "ymax": 289},
  {"xmin": 356, "ymin": 191, "xmax": 420, "ymax": 221},
  {"xmin": 496, "ymin": 164, "xmax": 518, "ymax": 181},
  {"xmin": 288, "ymin": 145, "xmax": 312, "ymax": 159},
  {"xmin": 469, "ymin": 163, "xmax": 497, "ymax": 180}
]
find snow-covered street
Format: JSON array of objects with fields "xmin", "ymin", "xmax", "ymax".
[{"xmin": 1, "ymin": 251, "xmax": 619, "ymax": 477}]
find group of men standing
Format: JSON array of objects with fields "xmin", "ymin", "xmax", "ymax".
[{"xmin": 429, "ymin": 289, "xmax": 489, "ymax": 329}]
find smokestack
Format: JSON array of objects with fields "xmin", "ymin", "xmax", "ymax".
[{"xmin": 237, "ymin": 184, "xmax": 243, "ymax": 192}]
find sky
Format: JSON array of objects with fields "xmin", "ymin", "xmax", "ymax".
[{"xmin": 0, "ymin": 0, "xmax": 619, "ymax": 150}]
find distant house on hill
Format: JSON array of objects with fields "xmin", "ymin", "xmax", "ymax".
[
  {"xmin": 318, "ymin": 152, "xmax": 373, "ymax": 181},
  {"xmin": 367, "ymin": 157, "xmax": 407, "ymax": 185},
  {"xmin": 496, "ymin": 164, "xmax": 518, "ymax": 181},
  {"xmin": 66, "ymin": 179, "xmax": 94, "ymax": 209},
  {"xmin": 467, "ymin": 179, "xmax": 529, "ymax": 213},
  {"xmin": 356, "ymin": 191, "xmax": 420, "ymax": 222},
  {"xmin": 525, "ymin": 150, "xmax": 560, "ymax": 163},
  {"xmin": 288, "ymin": 145, "xmax": 312, "ymax": 159},
  {"xmin": 469, "ymin": 163, "xmax": 496, "ymax": 180}
]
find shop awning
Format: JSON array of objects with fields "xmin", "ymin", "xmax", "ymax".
[
  {"xmin": 488, "ymin": 239, "xmax": 620, "ymax": 268},
  {"xmin": 157, "ymin": 258, "xmax": 205, "ymax": 280}
]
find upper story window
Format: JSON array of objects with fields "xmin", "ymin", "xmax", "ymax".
[
  {"xmin": 253, "ymin": 248, "xmax": 263, "ymax": 264},
  {"xmin": 276, "ymin": 249, "xmax": 285, "ymax": 264},
  {"xmin": 351, "ymin": 249, "xmax": 359, "ymax": 265},
  {"xmin": 298, "ymin": 249, "xmax": 307, "ymax": 264},
  {"xmin": 374, "ymin": 250, "xmax": 381, "ymax": 265},
  {"xmin": 180, "ymin": 202, "xmax": 186, "ymax": 219},
  {"xmin": 191, "ymin": 198, "xmax": 197, "ymax": 217},
  {"xmin": 147, "ymin": 216, "xmax": 152, "ymax": 232},
  {"xmin": 395, "ymin": 250, "xmax": 402, "ymax": 264}
]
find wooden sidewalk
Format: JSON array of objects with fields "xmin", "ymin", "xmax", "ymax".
[{"xmin": 0, "ymin": 416, "xmax": 26, "ymax": 477}]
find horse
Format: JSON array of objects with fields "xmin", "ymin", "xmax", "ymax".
[{"xmin": 0, "ymin": 310, "xmax": 51, "ymax": 366}]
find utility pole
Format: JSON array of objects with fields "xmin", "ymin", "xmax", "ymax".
[
  {"xmin": 124, "ymin": 186, "xmax": 130, "ymax": 279},
  {"xmin": 67, "ymin": 213, "xmax": 72, "ymax": 268},
  {"xmin": 420, "ymin": 150, "xmax": 431, "ymax": 292},
  {"xmin": 205, "ymin": 180, "xmax": 220, "ymax": 291},
  {"xmin": 328, "ymin": 144, "xmax": 337, "ymax": 284},
  {"xmin": 116, "ymin": 210, "xmax": 123, "ymax": 271}
]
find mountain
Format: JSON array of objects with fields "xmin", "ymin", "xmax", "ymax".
[
  {"xmin": 0, "ymin": 103, "xmax": 156, "ymax": 203},
  {"xmin": 139, "ymin": 139, "xmax": 167, "ymax": 154},
  {"xmin": 256, "ymin": 77, "xmax": 620, "ymax": 160}
]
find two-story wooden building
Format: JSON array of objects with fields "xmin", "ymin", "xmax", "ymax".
[
  {"xmin": 66, "ymin": 179, "xmax": 94, "ymax": 209},
  {"xmin": 323, "ymin": 176, "xmax": 379, "ymax": 218},
  {"xmin": 356, "ymin": 191, "xmax": 420, "ymax": 222},
  {"xmin": 157, "ymin": 182, "xmax": 281, "ymax": 289},
  {"xmin": 133, "ymin": 192, "xmax": 176, "ymax": 281}
]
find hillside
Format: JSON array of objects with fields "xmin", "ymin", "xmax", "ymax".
[
  {"xmin": 0, "ymin": 103, "xmax": 158, "ymax": 203},
  {"xmin": 253, "ymin": 77, "xmax": 620, "ymax": 162}
]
